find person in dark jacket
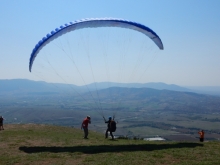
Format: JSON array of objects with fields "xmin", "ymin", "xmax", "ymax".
[
  {"xmin": 0, "ymin": 116, "xmax": 4, "ymax": 131},
  {"xmin": 105, "ymin": 116, "xmax": 114, "ymax": 140}
]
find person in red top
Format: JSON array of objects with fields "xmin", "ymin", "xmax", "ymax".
[
  {"xmin": 198, "ymin": 130, "xmax": 205, "ymax": 142},
  {"xmin": 81, "ymin": 116, "xmax": 91, "ymax": 139}
]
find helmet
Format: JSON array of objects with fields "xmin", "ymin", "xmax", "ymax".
[
  {"xmin": 109, "ymin": 116, "xmax": 112, "ymax": 120},
  {"xmin": 87, "ymin": 116, "xmax": 91, "ymax": 119}
]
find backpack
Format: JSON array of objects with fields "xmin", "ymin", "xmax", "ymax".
[{"xmin": 110, "ymin": 120, "xmax": 116, "ymax": 132}]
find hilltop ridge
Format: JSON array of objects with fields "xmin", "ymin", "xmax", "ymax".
[{"xmin": 0, "ymin": 124, "xmax": 220, "ymax": 165}]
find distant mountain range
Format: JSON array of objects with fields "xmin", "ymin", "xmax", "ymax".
[
  {"xmin": 1, "ymin": 79, "xmax": 220, "ymax": 114},
  {"xmin": 85, "ymin": 82, "xmax": 191, "ymax": 92},
  {"xmin": 0, "ymin": 79, "xmax": 220, "ymax": 96}
]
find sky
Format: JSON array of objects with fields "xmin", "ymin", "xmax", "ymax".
[{"xmin": 1, "ymin": 0, "xmax": 220, "ymax": 86}]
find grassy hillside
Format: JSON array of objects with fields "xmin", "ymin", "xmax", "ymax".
[{"xmin": 0, "ymin": 124, "xmax": 220, "ymax": 165}]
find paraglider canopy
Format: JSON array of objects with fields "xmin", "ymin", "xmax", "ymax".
[{"xmin": 29, "ymin": 18, "xmax": 163, "ymax": 72}]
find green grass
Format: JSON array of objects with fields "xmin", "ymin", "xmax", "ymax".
[{"xmin": 0, "ymin": 124, "xmax": 220, "ymax": 165}]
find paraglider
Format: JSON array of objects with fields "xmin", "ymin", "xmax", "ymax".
[
  {"xmin": 29, "ymin": 18, "xmax": 163, "ymax": 72},
  {"xmin": 104, "ymin": 116, "xmax": 116, "ymax": 140}
]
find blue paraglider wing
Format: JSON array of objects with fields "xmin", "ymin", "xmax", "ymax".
[{"xmin": 29, "ymin": 18, "xmax": 164, "ymax": 72}]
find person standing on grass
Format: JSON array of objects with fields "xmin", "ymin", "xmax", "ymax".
[
  {"xmin": 81, "ymin": 116, "xmax": 91, "ymax": 139},
  {"xmin": 104, "ymin": 116, "xmax": 116, "ymax": 140},
  {"xmin": 198, "ymin": 130, "xmax": 205, "ymax": 142},
  {"xmin": 0, "ymin": 116, "xmax": 4, "ymax": 131}
]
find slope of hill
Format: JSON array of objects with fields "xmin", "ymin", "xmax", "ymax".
[
  {"xmin": 0, "ymin": 124, "xmax": 220, "ymax": 165},
  {"xmin": 82, "ymin": 87, "xmax": 220, "ymax": 113},
  {"xmin": 0, "ymin": 79, "xmax": 83, "ymax": 95}
]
